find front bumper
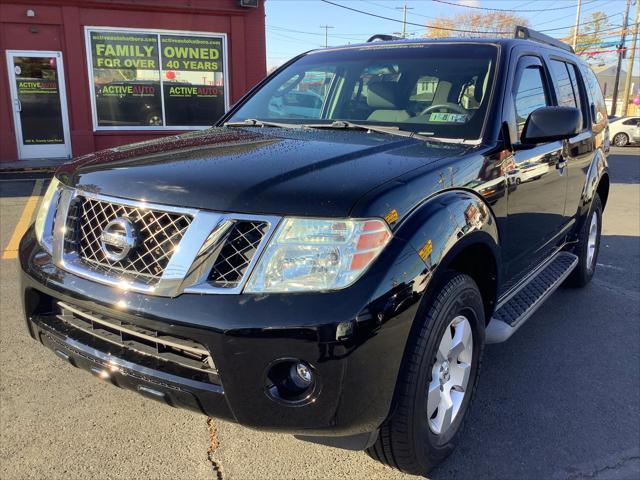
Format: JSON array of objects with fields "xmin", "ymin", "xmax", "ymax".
[{"xmin": 20, "ymin": 226, "xmax": 426, "ymax": 440}]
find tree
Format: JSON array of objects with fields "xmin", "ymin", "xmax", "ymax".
[
  {"xmin": 567, "ymin": 12, "xmax": 610, "ymax": 56},
  {"xmin": 424, "ymin": 11, "xmax": 530, "ymax": 38}
]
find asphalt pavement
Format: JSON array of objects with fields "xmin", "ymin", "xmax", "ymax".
[{"xmin": 1, "ymin": 147, "xmax": 638, "ymax": 479}]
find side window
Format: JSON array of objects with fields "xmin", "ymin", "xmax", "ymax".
[
  {"xmin": 579, "ymin": 63, "xmax": 607, "ymax": 132},
  {"xmin": 514, "ymin": 64, "xmax": 550, "ymax": 137},
  {"xmin": 622, "ymin": 118, "xmax": 639, "ymax": 126},
  {"xmin": 550, "ymin": 60, "xmax": 578, "ymax": 108},
  {"xmin": 566, "ymin": 63, "xmax": 588, "ymax": 129}
]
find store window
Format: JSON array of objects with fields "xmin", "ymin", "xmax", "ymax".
[{"xmin": 86, "ymin": 27, "xmax": 228, "ymax": 130}]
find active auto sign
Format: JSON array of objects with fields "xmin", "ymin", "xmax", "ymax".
[{"xmin": 87, "ymin": 27, "xmax": 228, "ymax": 128}]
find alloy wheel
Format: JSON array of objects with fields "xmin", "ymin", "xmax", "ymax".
[
  {"xmin": 427, "ymin": 315, "xmax": 474, "ymax": 435},
  {"xmin": 587, "ymin": 210, "xmax": 599, "ymax": 269},
  {"xmin": 614, "ymin": 133, "xmax": 628, "ymax": 147}
]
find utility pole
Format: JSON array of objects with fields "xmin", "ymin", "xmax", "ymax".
[
  {"xmin": 396, "ymin": 4, "xmax": 414, "ymax": 39},
  {"xmin": 572, "ymin": 0, "xmax": 582, "ymax": 51},
  {"xmin": 320, "ymin": 25, "xmax": 334, "ymax": 48},
  {"xmin": 621, "ymin": 1, "xmax": 639, "ymax": 116},
  {"xmin": 611, "ymin": 0, "xmax": 632, "ymax": 116}
]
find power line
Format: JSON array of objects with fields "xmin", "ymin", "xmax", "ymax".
[
  {"xmin": 431, "ymin": 0, "xmax": 600, "ymax": 13},
  {"xmin": 531, "ymin": 0, "xmax": 611, "ymax": 28},
  {"xmin": 267, "ymin": 25, "xmax": 367, "ymax": 41},
  {"xmin": 365, "ymin": 0, "xmax": 438, "ymax": 20},
  {"xmin": 540, "ymin": 16, "xmax": 627, "ymax": 33},
  {"xmin": 320, "ymin": 0, "xmax": 628, "ymax": 36},
  {"xmin": 320, "ymin": 0, "xmax": 513, "ymax": 34}
]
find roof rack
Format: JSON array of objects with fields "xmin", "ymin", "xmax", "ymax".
[
  {"xmin": 366, "ymin": 34, "xmax": 402, "ymax": 42},
  {"xmin": 514, "ymin": 26, "xmax": 574, "ymax": 53}
]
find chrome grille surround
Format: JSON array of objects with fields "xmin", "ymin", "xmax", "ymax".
[{"xmin": 47, "ymin": 187, "xmax": 280, "ymax": 297}]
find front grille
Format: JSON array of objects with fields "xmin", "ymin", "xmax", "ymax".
[
  {"xmin": 56, "ymin": 301, "xmax": 218, "ymax": 383},
  {"xmin": 74, "ymin": 197, "xmax": 192, "ymax": 281},
  {"xmin": 208, "ymin": 221, "xmax": 269, "ymax": 288}
]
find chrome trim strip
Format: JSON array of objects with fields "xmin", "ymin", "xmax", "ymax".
[
  {"xmin": 52, "ymin": 187, "xmax": 73, "ymax": 265},
  {"xmin": 51, "ymin": 189, "xmax": 281, "ymax": 297},
  {"xmin": 57, "ymin": 301, "xmax": 210, "ymax": 357},
  {"xmin": 40, "ymin": 328, "xmax": 224, "ymax": 393},
  {"xmin": 40, "ymin": 187, "xmax": 62, "ymax": 254},
  {"xmin": 76, "ymin": 190, "xmax": 200, "ymax": 217}
]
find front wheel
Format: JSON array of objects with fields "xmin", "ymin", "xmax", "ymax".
[
  {"xmin": 367, "ymin": 273, "xmax": 485, "ymax": 475},
  {"xmin": 613, "ymin": 133, "xmax": 629, "ymax": 147},
  {"xmin": 566, "ymin": 193, "xmax": 602, "ymax": 287}
]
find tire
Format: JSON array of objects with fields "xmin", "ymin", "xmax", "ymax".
[
  {"xmin": 565, "ymin": 193, "xmax": 602, "ymax": 288},
  {"xmin": 367, "ymin": 273, "xmax": 485, "ymax": 475},
  {"xmin": 613, "ymin": 132, "xmax": 629, "ymax": 147}
]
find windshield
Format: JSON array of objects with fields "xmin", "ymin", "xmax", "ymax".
[{"xmin": 228, "ymin": 43, "xmax": 498, "ymax": 140}]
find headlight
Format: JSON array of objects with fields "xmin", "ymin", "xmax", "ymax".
[
  {"xmin": 245, "ymin": 217, "xmax": 391, "ymax": 293},
  {"xmin": 34, "ymin": 177, "xmax": 61, "ymax": 253}
]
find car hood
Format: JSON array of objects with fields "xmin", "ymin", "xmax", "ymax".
[{"xmin": 58, "ymin": 127, "xmax": 469, "ymax": 217}]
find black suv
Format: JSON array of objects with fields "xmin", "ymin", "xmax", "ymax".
[{"xmin": 20, "ymin": 28, "xmax": 610, "ymax": 474}]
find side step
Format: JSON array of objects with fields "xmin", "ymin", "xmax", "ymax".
[{"xmin": 486, "ymin": 252, "xmax": 578, "ymax": 343}]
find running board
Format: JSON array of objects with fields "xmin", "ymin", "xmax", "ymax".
[{"xmin": 486, "ymin": 252, "xmax": 578, "ymax": 343}]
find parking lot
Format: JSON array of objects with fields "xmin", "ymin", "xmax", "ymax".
[{"xmin": 0, "ymin": 147, "xmax": 638, "ymax": 480}]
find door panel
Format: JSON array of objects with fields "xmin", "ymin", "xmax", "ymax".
[
  {"xmin": 6, "ymin": 51, "xmax": 71, "ymax": 159},
  {"xmin": 504, "ymin": 55, "xmax": 569, "ymax": 282},
  {"xmin": 556, "ymin": 61, "xmax": 595, "ymax": 221}
]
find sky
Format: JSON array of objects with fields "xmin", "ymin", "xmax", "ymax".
[{"xmin": 264, "ymin": 0, "xmax": 637, "ymax": 72}]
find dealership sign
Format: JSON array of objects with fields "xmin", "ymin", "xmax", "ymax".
[{"xmin": 87, "ymin": 28, "xmax": 228, "ymax": 129}]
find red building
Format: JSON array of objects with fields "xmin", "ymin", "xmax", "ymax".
[{"xmin": 0, "ymin": 0, "xmax": 266, "ymax": 163}]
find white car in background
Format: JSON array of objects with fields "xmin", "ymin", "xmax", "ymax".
[{"xmin": 609, "ymin": 116, "xmax": 640, "ymax": 147}]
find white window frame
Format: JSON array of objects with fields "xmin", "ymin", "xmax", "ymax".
[{"xmin": 84, "ymin": 26, "xmax": 230, "ymax": 131}]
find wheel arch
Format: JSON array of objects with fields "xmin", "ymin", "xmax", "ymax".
[
  {"xmin": 596, "ymin": 172, "xmax": 610, "ymax": 211},
  {"xmin": 578, "ymin": 148, "xmax": 610, "ymax": 222},
  {"xmin": 395, "ymin": 189, "xmax": 501, "ymax": 325}
]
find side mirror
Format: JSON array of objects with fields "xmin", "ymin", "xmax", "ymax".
[{"xmin": 521, "ymin": 106, "xmax": 582, "ymax": 144}]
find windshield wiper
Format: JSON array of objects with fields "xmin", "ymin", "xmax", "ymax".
[
  {"xmin": 303, "ymin": 120, "xmax": 440, "ymax": 141},
  {"xmin": 224, "ymin": 118, "xmax": 302, "ymax": 129},
  {"xmin": 303, "ymin": 120, "xmax": 407, "ymax": 136}
]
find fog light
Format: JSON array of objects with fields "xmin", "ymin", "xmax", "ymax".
[
  {"xmin": 291, "ymin": 362, "xmax": 313, "ymax": 388},
  {"xmin": 266, "ymin": 359, "xmax": 318, "ymax": 404}
]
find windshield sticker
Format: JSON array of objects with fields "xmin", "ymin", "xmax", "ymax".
[{"xmin": 428, "ymin": 112, "xmax": 468, "ymax": 123}]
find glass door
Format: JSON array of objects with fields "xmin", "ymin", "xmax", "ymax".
[{"xmin": 6, "ymin": 51, "xmax": 71, "ymax": 159}]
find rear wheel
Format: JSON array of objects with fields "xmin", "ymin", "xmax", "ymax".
[
  {"xmin": 566, "ymin": 194, "xmax": 602, "ymax": 287},
  {"xmin": 613, "ymin": 132, "xmax": 629, "ymax": 147},
  {"xmin": 367, "ymin": 273, "xmax": 485, "ymax": 475}
]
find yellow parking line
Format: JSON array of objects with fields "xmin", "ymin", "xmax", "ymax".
[{"xmin": 2, "ymin": 179, "xmax": 44, "ymax": 260}]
